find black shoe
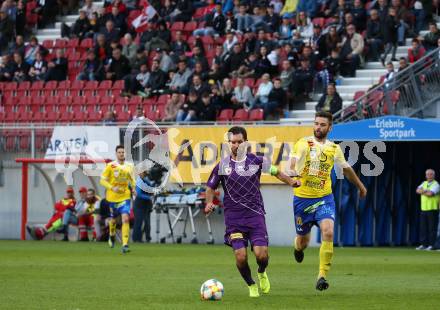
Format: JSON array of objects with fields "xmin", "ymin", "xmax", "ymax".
[
  {"xmin": 380, "ymin": 58, "xmax": 385, "ymax": 67},
  {"xmin": 391, "ymin": 58, "xmax": 398, "ymax": 62},
  {"xmin": 62, "ymin": 236, "xmax": 69, "ymax": 241},
  {"xmin": 294, "ymin": 248, "xmax": 304, "ymax": 263},
  {"xmin": 316, "ymin": 277, "xmax": 329, "ymax": 291}
]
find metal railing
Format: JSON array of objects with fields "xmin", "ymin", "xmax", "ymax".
[{"xmin": 334, "ymin": 47, "xmax": 440, "ymax": 123}]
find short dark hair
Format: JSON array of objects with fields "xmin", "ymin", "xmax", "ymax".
[
  {"xmin": 228, "ymin": 126, "xmax": 248, "ymax": 141},
  {"xmin": 87, "ymin": 188, "xmax": 95, "ymax": 193},
  {"xmin": 315, "ymin": 111, "xmax": 333, "ymax": 124},
  {"xmin": 115, "ymin": 145, "xmax": 124, "ymax": 152}
]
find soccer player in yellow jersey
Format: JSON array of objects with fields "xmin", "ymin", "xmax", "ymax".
[
  {"xmin": 289, "ymin": 112, "xmax": 367, "ymax": 290},
  {"xmin": 100, "ymin": 145, "xmax": 135, "ymax": 254}
]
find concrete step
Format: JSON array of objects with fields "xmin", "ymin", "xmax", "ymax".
[
  {"xmin": 55, "ymin": 22, "xmax": 73, "ymax": 29},
  {"xmin": 36, "ymin": 34, "xmax": 59, "ymax": 42},
  {"xmin": 37, "ymin": 28, "xmax": 60, "ymax": 36},
  {"xmin": 356, "ymin": 69, "xmax": 387, "ymax": 77},
  {"xmin": 62, "ymin": 15, "xmax": 79, "ymax": 23},
  {"xmin": 312, "ymin": 92, "xmax": 355, "ymax": 101},
  {"xmin": 339, "ymin": 77, "xmax": 379, "ymax": 86},
  {"xmin": 364, "ymin": 61, "xmax": 399, "ymax": 70},
  {"xmin": 331, "ymin": 85, "xmax": 370, "ymax": 93},
  {"xmin": 288, "ymin": 110, "xmax": 316, "ymax": 118},
  {"xmin": 304, "ymin": 101, "xmax": 354, "ymax": 110}
]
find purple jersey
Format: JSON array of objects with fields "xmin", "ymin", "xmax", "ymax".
[{"xmin": 207, "ymin": 153, "xmax": 270, "ymax": 221}]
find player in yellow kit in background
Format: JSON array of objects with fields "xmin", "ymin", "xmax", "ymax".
[
  {"xmin": 100, "ymin": 145, "xmax": 135, "ymax": 254},
  {"xmin": 288, "ymin": 111, "xmax": 367, "ymax": 290}
]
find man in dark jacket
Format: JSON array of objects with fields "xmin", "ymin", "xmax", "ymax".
[
  {"xmin": 106, "ymin": 47, "xmax": 131, "ymax": 80},
  {"xmin": 265, "ymin": 78, "xmax": 287, "ymax": 118},
  {"xmin": 0, "ymin": 10, "xmax": 14, "ymax": 47},
  {"xmin": 316, "ymin": 83, "xmax": 343, "ymax": 114},
  {"xmin": 366, "ymin": 9, "xmax": 383, "ymax": 61},
  {"xmin": 45, "ymin": 49, "xmax": 68, "ymax": 81},
  {"xmin": 197, "ymin": 92, "xmax": 218, "ymax": 121},
  {"xmin": 145, "ymin": 59, "xmax": 167, "ymax": 95},
  {"xmin": 381, "ymin": 7, "xmax": 399, "ymax": 65},
  {"xmin": 77, "ymin": 50, "xmax": 103, "ymax": 81}
]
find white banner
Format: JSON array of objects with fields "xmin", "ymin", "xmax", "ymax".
[{"xmin": 45, "ymin": 126, "xmax": 120, "ymax": 159}]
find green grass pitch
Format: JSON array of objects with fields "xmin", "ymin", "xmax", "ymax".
[{"xmin": 0, "ymin": 241, "xmax": 439, "ymax": 309}]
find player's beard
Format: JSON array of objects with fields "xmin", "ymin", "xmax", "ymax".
[{"xmin": 314, "ymin": 128, "xmax": 328, "ymax": 140}]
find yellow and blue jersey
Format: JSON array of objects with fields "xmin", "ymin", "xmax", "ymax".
[
  {"xmin": 100, "ymin": 161, "xmax": 135, "ymax": 203},
  {"xmin": 291, "ymin": 136, "xmax": 349, "ymax": 199}
]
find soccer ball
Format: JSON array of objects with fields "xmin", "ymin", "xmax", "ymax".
[{"xmin": 200, "ymin": 279, "xmax": 224, "ymax": 301}]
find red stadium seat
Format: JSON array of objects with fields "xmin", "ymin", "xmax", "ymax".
[
  {"xmin": 312, "ymin": 17, "xmax": 325, "ymax": 27},
  {"xmin": 67, "ymin": 38, "xmax": 80, "ymax": 49},
  {"xmin": 54, "ymin": 39, "xmax": 67, "ymax": 49},
  {"xmin": 183, "ymin": 21, "xmax": 197, "ymax": 34},
  {"xmin": 42, "ymin": 40, "xmax": 54, "ymax": 50},
  {"xmin": 2, "ymin": 130, "xmax": 17, "ymax": 151},
  {"xmin": 98, "ymin": 80, "xmax": 113, "ymax": 96},
  {"xmin": 71, "ymin": 80, "xmax": 85, "ymax": 96},
  {"xmin": 217, "ymin": 109, "xmax": 234, "ymax": 122},
  {"xmin": 353, "ymin": 91, "xmax": 366, "ymax": 101},
  {"xmin": 17, "ymin": 81, "xmax": 31, "ymax": 97},
  {"xmin": 43, "ymin": 81, "xmax": 58, "ymax": 96},
  {"xmin": 171, "ymin": 21, "xmax": 184, "ymax": 31},
  {"xmin": 232, "ymin": 109, "xmax": 249, "ymax": 121},
  {"xmin": 79, "ymin": 38, "xmax": 93, "ymax": 51},
  {"xmin": 129, "ymin": 96, "xmax": 143, "ymax": 106},
  {"xmin": 157, "ymin": 94, "xmax": 169, "ymax": 105},
  {"xmin": 249, "ymin": 109, "xmax": 264, "ymax": 121},
  {"xmin": 30, "ymin": 81, "xmax": 44, "ymax": 97}
]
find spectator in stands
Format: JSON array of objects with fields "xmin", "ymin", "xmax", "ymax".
[
  {"xmin": 193, "ymin": 61, "xmax": 208, "ymax": 81},
  {"xmin": 82, "ymin": 0, "xmax": 98, "ymax": 19},
  {"xmin": 102, "ymin": 110, "xmax": 116, "ymax": 125},
  {"xmin": 29, "ymin": 52, "xmax": 48, "ymax": 81},
  {"xmin": 324, "ymin": 48, "xmax": 341, "ymax": 82},
  {"xmin": 324, "ymin": 26, "xmax": 341, "ymax": 57},
  {"xmin": 251, "ymin": 5, "xmax": 269, "ymax": 33},
  {"xmin": 351, "ymin": 0, "xmax": 367, "ymax": 32},
  {"xmin": 255, "ymin": 45, "xmax": 272, "ymax": 77},
  {"xmin": 35, "ymin": 0, "xmax": 58, "ymax": 29},
  {"xmin": 156, "ymin": 49, "xmax": 176, "ymax": 73},
  {"xmin": 0, "ymin": 10, "xmax": 13, "ymax": 48},
  {"xmin": 398, "ymin": 57, "xmax": 408, "ymax": 72},
  {"xmin": 223, "ymin": 31, "xmax": 238, "ymax": 53},
  {"xmin": 160, "ymin": 0, "xmax": 176, "ymax": 18},
  {"xmin": 391, "ymin": 0, "xmax": 411, "ymax": 46},
  {"xmin": 194, "ymin": 2, "xmax": 226, "ymax": 36},
  {"xmin": 296, "ymin": 11, "xmax": 313, "ymax": 39},
  {"xmin": 106, "ymin": 5, "xmax": 126, "ymax": 35},
  {"xmin": 45, "ymin": 49, "xmax": 67, "ymax": 81},
  {"xmin": 208, "ymin": 60, "xmax": 225, "ymax": 83},
  {"xmin": 0, "ymin": 54, "xmax": 13, "ymax": 81},
  {"xmin": 412, "ymin": 1, "xmax": 425, "ymax": 35},
  {"xmin": 213, "ymin": 45, "xmax": 227, "ymax": 68},
  {"xmin": 172, "ymin": 0, "xmax": 193, "ymax": 23},
  {"xmin": 24, "ymin": 37, "xmax": 45, "ymax": 65},
  {"xmin": 94, "ymin": 34, "xmax": 112, "ymax": 62},
  {"xmin": 235, "ymin": 3, "xmax": 253, "ymax": 33},
  {"xmin": 197, "ymin": 92, "xmax": 218, "ymax": 121},
  {"xmin": 254, "ymin": 73, "xmax": 273, "ymax": 110},
  {"xmin": 232, "ymin": 77, "xmax": 254, "ymax": 110},
  {"xmin": 11, "ymin": 51, "xmax": 29, "ymax": 82},
  {"xmin": 77, "ymin": 50, "xmax": 103, "ymax": 81},
  {"xmin": 132, "ymin": 106, "xmax": 145, "ymax": 120},
  {"xmin": 15, "ymin": 0, "xmax": 25, "ymax": 37},
  {"xmin": 170, "ymin": 30, "xmax": 190, "ymax": 61},
  {"xmin": 9, "ymin": 35, "xmax": 25, "ymax": 56},
  {"xmin": 340, "ymin": 24, "xmax": 363, "ymax": 77},
  {"xmin": 408, "ymin": 39, "xmax": 426, "ymax": 63},
  {"xmin": 156, "ymin": 20, "xmax": 172, "ymax": 48},
  {"xmin": 219, "ymin": 77, "xmax": 234, "ymax": 109},
  {"xmin": 280, "ymin": 59, "xmax": 294, "ymax": 92},
  {"xmin": 227, "ymin": 43, "xmax": 246, "ymax": 77},
  {"xmin": 122, "ymin": 33, "xmax": 138, "ymax": 65},
  {"xmin": 301, "ymin": 45, "xmax": 318, "ymax": 70},
  {"xmin": 416, "ymin": 169, "xmax": 440, "ymax": 251},
  {"xmin": 254, "ymin": 29, "xmax": 273, "ymax": 53},
  {"xmin": 188, "ymin": 74, "xmax": 210, "ymax": 97},
  {"xmin": 270, "ymin": 0, "xmax": 283, "ymax": 14},
  {"xmin": 162, "ymin": 92, "xmax": 183, "ymax": 122},
  {"xmin": 133, "ymin": 171, "xmax": 154, "ymax": 243},
  {"xmin": 296, "ymin": 0, "xmax": 319, "ymax": 18},
  {"xmin": 372, "ymin": 0, "xmax": 389, "ymax": 24},
  {"xmin": 144, "ymin": 59, "xmax": 167, "ymax": 96},
  {"xmin": 106, "ymin": 0, "xmax": 127, "ymax": 15},
  {"xmin": 292, "ymin": 58, "xmax": 315, "ymax": 102},
  {"xmin": 106, "ymin": 47, "xmax": 131, "ymax": 81},
  {"xmin": 176, "ymin": 91, "xmax": 199, "ymax": 122},
  {"xmin": 311, "ymin": 25, "xmax": 326, "ymax": 59},
  {"xmin": 101, "ymin": 20, "xmax": 120, "ymax": 42},
  {"xmin": 315, "ymin": 83, "xmax": 343, "ymax": 114},
  {"xmin": 383, "ymin": 62, "xmax": 396, "ymax": 89},
  {"xmin": 62, "ymin": 9, "xmax": 91, "ymax": 40},
  {"xmin": 265, "ymin": 78, "xmax": 287, "ymax": 118},
  {"xmin": 188, "ymin": 45, "xmax": 209, "ymax": 71},
  {"xmin": 169, "ymin": 59, "xmax": 192, "ymax": 93},
  {"xmin": 278, "ymin": 15, "xmax": 294, "ymax": 44},
  {"xmin": 366, "ymin": 9, "xmax": 383, "ymax": 61},
  {"xmin": 264, "ymin": 4, "xmax": 281, "ymax": 33},
  {"xmin": 140, "ymin": 22, "xmax": 157, "ymax": 49},
  {"xmin": 381, "ymin": 7, "xmax": 400, "ymax": 66},
  {"xmin": 419, "ymin": 22, "xmax": 440, "ymax": 51}
]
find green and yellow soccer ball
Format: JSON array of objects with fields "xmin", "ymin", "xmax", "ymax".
[{"xmin": 200, "ymin": 279, "xmax": 224, "ymax": 301}]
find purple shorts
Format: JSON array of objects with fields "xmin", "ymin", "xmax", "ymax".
[{"xmin": 224, "ymin": 215, "xmax": 269, "ymax": 250}]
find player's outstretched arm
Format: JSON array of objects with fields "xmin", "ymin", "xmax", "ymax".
[
  {"xmin": 343, "ymin": 166, "xmax": 367, "ymax": 198},
  {"xmin": 270, "ymin": 165, "xmax": 301, "ymax": 187}
]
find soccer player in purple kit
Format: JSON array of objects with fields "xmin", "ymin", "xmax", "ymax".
[{"xmin": 204, "ymin": 126, "xmax": 301, "ymax": 297}]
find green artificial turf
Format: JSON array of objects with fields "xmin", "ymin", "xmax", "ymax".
[{"xmin": 0, "ymin": 241, "xmax": 439, "ymax": 309}]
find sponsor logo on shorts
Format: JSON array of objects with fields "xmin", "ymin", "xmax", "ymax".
[
  {"xmin": 296, "ymin": 216, "xmax": 303, "ymax": 226},
  {"xmin": 230, "ymin": 233, "xmax": 244, "ymax": 240}
]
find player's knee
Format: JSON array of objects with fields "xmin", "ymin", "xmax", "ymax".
[
  {"xmin": 235, "ymin": 252, "xmax": 247, "ymax": 266},
  {"xmin": 297, "ymin": 236, "xmax": 309, "ymax": 249},
  {"xmin": 321, "ymin": 228, "xmax": 334, "ymax": 241},
  {"xmin": 256, "ymin": 253, "xmax": 269, "ymax": 264}
]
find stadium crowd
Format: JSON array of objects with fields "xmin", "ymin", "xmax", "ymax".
[{"xmin": 0, "ymin": 0, "xmax": 439, "ymax": 121}]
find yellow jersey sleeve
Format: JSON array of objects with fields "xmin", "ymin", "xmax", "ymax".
[
  {"xmin": 334, "ymin": 145, "xmax": 350, "ymax": 169},
  {"xmin": 100, "ymin": 164, "xmax": 113, "ymax": 190}
]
